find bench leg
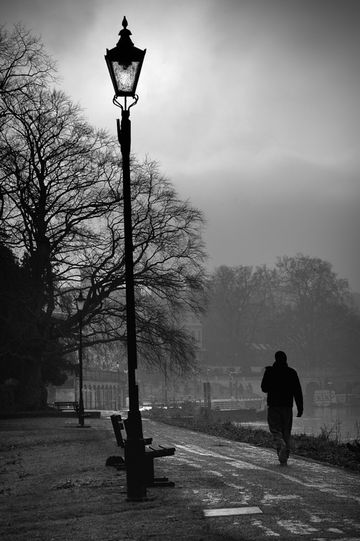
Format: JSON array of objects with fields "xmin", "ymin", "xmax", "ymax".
[
  {"xmin": 144, "ymin": 456, "xmax": 175, "ymax": 487},
  {"xmin": 149, "ymin": 478, "xmax": 175, "ymax": 488}
]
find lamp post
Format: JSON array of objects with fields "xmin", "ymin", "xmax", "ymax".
[
  {"xmin": 76, "ymin": 290, "xmax": 85, "ymax": 427},
  {"xmin": 105, "ymin": 17, "xmax": 147, "ymax": 501}
]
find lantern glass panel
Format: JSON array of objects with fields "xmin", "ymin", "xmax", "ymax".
[{"xmin": 112, "ymin": 60, "xmax": 140, "ymax": 95}]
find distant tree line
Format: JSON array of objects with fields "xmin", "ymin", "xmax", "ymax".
[
  {"xmin": 203, "ymin": 255, "xmax": 360, "ymax": 374},
  {"xmin": 0, "ymin": 25, "xmax": 207, "ymax": 410}
]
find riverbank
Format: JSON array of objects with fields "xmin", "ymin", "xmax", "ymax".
[{"xmin": 145, "ymin": 410, "xmax": 360, "ymax": 473}]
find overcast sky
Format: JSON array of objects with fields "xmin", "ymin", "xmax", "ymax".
[{"xmin": 3, "ymin": 0, "xmax": 360, "ymax": 291}]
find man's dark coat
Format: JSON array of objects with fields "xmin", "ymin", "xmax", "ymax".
[{"xmin": 261, "ymin": 359, "xmax": 303, "ymax": 414}]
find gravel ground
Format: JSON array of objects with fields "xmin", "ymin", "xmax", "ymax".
[{"xmin": 0, "ymin": 416, "xmax": 227, "ymax": 541}]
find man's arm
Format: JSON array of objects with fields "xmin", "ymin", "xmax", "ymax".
[
  {"xmin": 293, "ymin": 371, "xmax": 303, "ymax": 417},
  {"xmin": 261, "ymin": 366, "xmax": 272, "ymax": 393}
]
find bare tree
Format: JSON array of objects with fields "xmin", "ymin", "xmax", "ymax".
[
  {"xmin": 1, "ymin": 87, "xmax": 117, "ymax": 310},
  {"xmin": 203, "ymin": 256, "xmax": 358, "ymax": 375},
  {"xmin": 275, "ymin": 254, "xmax": 352, "ymax": 369},
  {"xmin": 0, "ymin": 82, "xmax": 207, "ymax": 404},
  {"xmin": 203, "ymin": 265, "xmax": 277, "ymax": 366},
  {"xmin": 0, "ymin": 24, "xmax": 55, "ymax": 103},
  {"xmin": 0, "ymin": 24, "xmax": 55, "ymax": 222},
  {"xmin": 67, "ymin": 159, "xmax": 207, "ymax": 372}
]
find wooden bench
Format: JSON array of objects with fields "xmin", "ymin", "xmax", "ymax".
[
  {"xmin": 54, "ymin": 401, "xmax": 79, "ymax": 413},
  {"xmin": 110, "ymin": 414, "xmax": 175, "ymax": 487}
]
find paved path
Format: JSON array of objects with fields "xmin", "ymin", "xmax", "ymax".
[{"xmin": 140, "ymin": 418, "xmax": 360, "ymax": 540}]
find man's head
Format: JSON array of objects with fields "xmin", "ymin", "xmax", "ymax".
[{"xmin": 274, "ymin": 350, "xmax": 287, "ymax": 366}]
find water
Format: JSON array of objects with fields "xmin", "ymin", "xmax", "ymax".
[
  {"xmin": 292, "ymin": 405, "xmax": 360, "ymax": 441},
  {"xmin": 242, "ymin": 405, "xmax": 360, "ymax": 442}
]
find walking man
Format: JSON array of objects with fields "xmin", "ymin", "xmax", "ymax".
[{"xmin": 261, "ymin": 350, "xmax": 303, "ymax": 465}]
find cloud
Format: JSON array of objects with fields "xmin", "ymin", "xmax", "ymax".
[{"xmin": 2, "ymin": 0, "xmax": 360, "ymax": 290}]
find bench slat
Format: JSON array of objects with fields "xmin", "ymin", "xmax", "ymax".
[{"xmin": 146, "ymin": 445, "xmax": 175, "ymax": 457}]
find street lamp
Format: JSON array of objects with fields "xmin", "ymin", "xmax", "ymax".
[
  {"xmin": 105, "ymin": 16, "xmax": 147, "ymax": 501},
  {"xmin": 105, "ymin": 17, "xmax": 145, "ymax": 99},
  {"xmin": 76, "ymin": 290, "xmax": 85, "ymax": 427}
]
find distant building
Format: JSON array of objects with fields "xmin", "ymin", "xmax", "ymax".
[{"xmin": 47, "ymin": 367, "xmax": 126, "ymax": 410}]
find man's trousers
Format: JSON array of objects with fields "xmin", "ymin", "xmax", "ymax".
[{"xmin": 267, "ymin": 406, "xmax": 293, "ymax": 456}]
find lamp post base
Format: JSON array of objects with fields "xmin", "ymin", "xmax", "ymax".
[
  {"xmin": 124, "ymin": 409, "xmax": 147, "ymax": 501},
  {"xmin": 125, "ymin": 437, "xmax": 147, "ymax": 501}
]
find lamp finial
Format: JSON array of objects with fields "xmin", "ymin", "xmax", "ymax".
[{"xmin": 118, "ymin": 16, "xmax": 133, "ymax": 44}]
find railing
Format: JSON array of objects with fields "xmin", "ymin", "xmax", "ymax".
[{"xmin": 210, "ymin": 397, "xmax": 265, "ymax": 411}]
